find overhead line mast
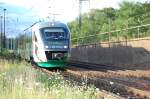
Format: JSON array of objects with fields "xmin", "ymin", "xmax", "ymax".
[
  {"xmin": 79, "ymin": 0, "xmax": 90, "ymax": 29},
  {"xmin": 78, "ymin": 0, "xmax": 90, "ymax": 45},
  {"xmin": 0, "ymin": 15, "xmax": 2, "ymax": 52},
  {"xmin": 3, "ymin": 8, "xmax": 6, "ymax": 48}
]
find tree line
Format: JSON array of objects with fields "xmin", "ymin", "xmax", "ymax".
[{"xmin": 68, "ymin": 1, "xmax": 150, "ymax": 46}]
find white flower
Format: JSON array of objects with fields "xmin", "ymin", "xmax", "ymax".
[
  {"xmin": 104, "ymin": 95, "xmax": 111, "ymax": 99},
  {"xmin": 110, "ymin": 81, "xmax": 114, "ymax": 85},
  {"xmin": 26, "ymin": 87, "xmax": 33, "ymax": 90},
  {"xmin": 15, "ymin": 79, "xmax": 18, "ymax": 84},
  {"xmin": 55, "ymin": 90, "xmax": 59, "ymax": 94},
  {"xmin": 19, "ymin": 77, "xmax": 23, "ymax": 84},
  {"xmin": 96, "ymin": 88, "xmax": 99, "ymax": 92},
  {"xmin": 35, "ymin": 82, "xmax": 40, "ymax": 86},
  {"xmin": 82, "ymin": 82, "xmax": 85, "ymax": 85},
  {"xmin": 1, "ymin": 73, "xmax": 6, "ymax": 76}
]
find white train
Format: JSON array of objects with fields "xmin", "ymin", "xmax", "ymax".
[{"xmin": 17, "ymin": 21, "xmax": 71, "ymax": 68}]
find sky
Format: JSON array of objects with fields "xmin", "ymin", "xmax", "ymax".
[{"xmin": 0, "ymin": 0, "xmax": 149, "ymax": 37}]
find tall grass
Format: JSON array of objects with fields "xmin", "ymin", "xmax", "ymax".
[{"xmin": 0, "ymin": 60, "xmax": 101, "ymax": 99}]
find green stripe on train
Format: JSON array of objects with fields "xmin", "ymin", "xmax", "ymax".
[{"xmin": 37, "ymin": 60, "xmax": 68, "ymax": 68}]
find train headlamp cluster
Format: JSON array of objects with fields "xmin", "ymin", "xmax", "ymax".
[
  {"xmin": 45, "ymin": 45, "xmax": 48, "ymax": 48},
  {"xmin": 45, "ymin": 45, "xmax": 68, "ymax": 49},
  {"xmin": 64, "ymin": 45, "xmax": 68, "ymax": 48},
  {"xmin": 51, "ymin": 23, "xmax": 54, "ymax": 26}
]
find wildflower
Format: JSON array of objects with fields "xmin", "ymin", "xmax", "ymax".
[
  {"xmin": 82, "ymin": 82, "xmax": 85, "ymax": 85},
  {"xmin": 109, "ymin": 81, "xmax": 114, "ymax": 85},
  {"xmin": 56, "ymin": 72, "xmax": 60, "ymax": 75},
  {"xmin": 19, "ymin": 77, "xmax": 23, "ymax": 84},
  {"xmin": 104, "ymin": 94, "xmax": 112, "ymax": 99},
  {"xmin": 35, "ymin": 82, "xmax": 40, "ymax": 86},
  {"xmin": 117, "ymin": 93, "xmax": 120, "ymax": 95},
  {"xmin": 96, "ymin": 88, "xmax": 99, "ymax": 92},
  {"xmin": 15, "ymin": 79, "xmax": 18, "ymax": 84},
  {"xmin": 26, "ymin": 87, "xmax": 33, "ymax": 90},
  {"xmin": 1, "ymin": 72, "xmax": 6, "ymax": 76},
  {"xmin": 55, "ymin": 90, "xmax": 59, "ymax": 94}
]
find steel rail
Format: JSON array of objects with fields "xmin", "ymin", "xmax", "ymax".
[{"xmin": 68, "ymin": 60, "xmax": 125, "ymax": 71}]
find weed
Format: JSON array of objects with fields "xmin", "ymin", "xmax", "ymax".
[{"xmin": 0, "ymin": 60, "xmax": 101, "ymax": 99}]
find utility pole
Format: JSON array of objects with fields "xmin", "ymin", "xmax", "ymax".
[
  {"xmin": 79, "ymin": 0, "xmax": 90, "ymax": 28},
  {"xmin": 78, "ymin": 0, "xmax": 90, "ymax": 45},
  {"xmin": 3, "ymin": 8, "xmax": 6, "ymax": 48},
  {"xmin": 79, "ymin": 0, "xmax": 82, "ymax": 30},
  {"xmin": 0, "ymin": 15, "xmax": 2, "ymax": 52}
]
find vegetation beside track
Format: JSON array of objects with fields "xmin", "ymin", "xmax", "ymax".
[
  {"xmin": 0, "ymin": 59, "xmax": 100, "ymax": 99},
  {"xmin": 69, "ymin": 1, "xmax": 150, "ymax": 46}
]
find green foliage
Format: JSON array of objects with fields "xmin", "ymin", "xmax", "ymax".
[
  {"xmin": 0, "ymin": 61, "xmax": 100, "ymax": 99},
  {"xmin": 0, "ymin": 49, "xmax": 16, "ymax": 59},
  {"xmin": 68, "ymin": 1, "xmax": 150, "ymax": 46},
  {"xmin": 0, "ymin": 48, "xmax": 10, "ymax": 56}
]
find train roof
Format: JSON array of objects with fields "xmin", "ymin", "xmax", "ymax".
[{"xmin": 32, "ymin": 21, "xmax": 68, "ymax": 29}]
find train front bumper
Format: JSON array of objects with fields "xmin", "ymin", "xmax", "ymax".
[{"xmin": 37, "ymin": 60, "xmax": 68, "ymax": 68}]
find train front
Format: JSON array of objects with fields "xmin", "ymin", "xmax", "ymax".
[{"xmin": 38, "ymin": 22, "xmax": 70, "ymax": 68}]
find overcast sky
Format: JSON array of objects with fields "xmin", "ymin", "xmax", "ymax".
[{"xmin": 0, "ymin": 0, "xmax": 149, "ymax": 37}]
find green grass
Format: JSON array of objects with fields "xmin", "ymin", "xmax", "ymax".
[{"xmin": 0, "ymin": 59, "xmax": 101, "ymax": 99}]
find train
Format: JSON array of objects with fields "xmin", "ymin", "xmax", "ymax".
[{"xmin": 15, "ymin": 21, "xmax": 71, "ymax": 68}]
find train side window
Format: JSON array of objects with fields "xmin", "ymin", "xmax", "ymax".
[
  {"xmin": 33, "ymin": 32, "xmax": 37, "ymax": 42},
  {"xmin": 35, "ymin": 35, "xmax": 37, "ymax": 42}
]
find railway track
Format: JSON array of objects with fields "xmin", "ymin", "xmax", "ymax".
[
  {"xmin": 65, "ymin": 69, "xmax": 146, "ymax": 99},
  {"xmin": 68, "ymin": 61, "xmax": 150, "ymax": 99},
  {"xmin": 31, "ymin": 61, "xmax": 150, "ymax": 98},
  {"xmin": 68, "ymin": 60, "xmax": 125, "ymax": 71},
  {"xmin": 31, "ymin": 64, "xmax": 124, "ymax": 99}
]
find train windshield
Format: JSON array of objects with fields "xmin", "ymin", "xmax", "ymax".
[{"xmin": 41, "ymin": 28, "xmax": 68, "ymax": 40}]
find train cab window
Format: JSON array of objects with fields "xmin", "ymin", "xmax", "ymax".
[{"xmin": 41, "ymin": 28, "xmax": 68, "ymax": 40}]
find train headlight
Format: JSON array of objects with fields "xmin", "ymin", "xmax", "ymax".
[
  {"xmin": 51, "ymin": 23, "xmax": 54, "ymax": 26},
  {"xmin": 45, "ymin": 46, "xmax": 49, "ymax": 49},
  {"xmin": 64, "ymin": 45, "xmax": 68, "ymax": 48}
]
